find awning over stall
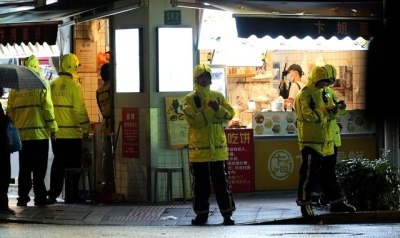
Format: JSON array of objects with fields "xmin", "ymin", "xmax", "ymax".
[
  {"xmin": 234, "ymin": 17, "xmax": 383, "ymax": 40},
  {"xmin": 0, "ymin": 21, "xmax": 60, "ymax": 45},
  {"xmin": 0, "ymin": 4, "xmax": 107, "ymax": 45}
]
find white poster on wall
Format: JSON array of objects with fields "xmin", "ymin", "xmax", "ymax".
[{"xmin": 209, "ymin": 64, "xmax": 227, "ymax": 98}]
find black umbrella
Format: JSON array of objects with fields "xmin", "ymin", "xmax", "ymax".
[{"xmin": 0, "ymin": 65, "xmax": 46, "ymax": 90}]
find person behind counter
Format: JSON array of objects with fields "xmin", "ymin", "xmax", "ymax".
[
  {"xmin": 283, "ymin": 64, "xmax": 305, "ymax": 110},
  {"xmin": 294, "ymin": 65, "xmax": 355, "ymax": 217},
  {"xmin": 182, "ymin": 64, "xmax": 236, "ymax": 226}
]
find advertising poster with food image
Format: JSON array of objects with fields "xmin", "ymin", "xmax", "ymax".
[
  {"xmin": 251, "ymin": 110, "xmax": 375, "ymax": 136},
  {"xmin": 165, "ymin": 97, "xmax": 189, "ymax": 149},
  {"xmin": 253, "ymin": 112, "xmax": 297, "ymax": 136},
  {"xmin": 337, "ymin": 110, "xmax": 376, "ymax": 134}
]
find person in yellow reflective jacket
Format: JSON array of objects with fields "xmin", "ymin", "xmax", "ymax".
[
  {"xmin": 311, "ymin": 64, "xmax": 346, "ymax": 206},
  {"xmin": 182, "ymin": 64, "xmax": 236, "ymax": 226},
  {"xmin": 7, "ymin": 55, "xmax": 58, "ymax": 206},
  {"xmin": 294, "ymin": 65, "xmax": 355, "ymax": 217},
  {"xmin": 47, "ymin": 53, "xmax": 90, "ymax": 204}
]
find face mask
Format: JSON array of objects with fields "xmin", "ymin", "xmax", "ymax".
[{"xmin": 286, "ymin": 74, "xmax": 293, "ymax": 82}]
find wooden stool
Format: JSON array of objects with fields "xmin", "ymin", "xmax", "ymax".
[
  {"xmin": 64, "ymin": 168, "xmax": 93, "ymax": 203},
  {"xmin": 154, "ymin": 167, "xmax": 185, "ymax": 204}
]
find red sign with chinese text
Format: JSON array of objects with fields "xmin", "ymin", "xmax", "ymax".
[
  {"xmin": 225, "ymin": 129, "xmax": 255, "ymax": 193},
  {"xmin": 0, "ymin": 22, "xmax": 59, "ymax": 45},
  {"xmin": 121, "ymin": 108, "xmax": 140, "ymax": 158}
]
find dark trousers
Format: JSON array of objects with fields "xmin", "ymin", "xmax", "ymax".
[
  {"xmin": 49, "ymin": 139, "xmax": 82, "ymax": 200},
  {"xmin": 190, "ymin": 161, "xmax": 235, "ymax": 216},
  {"xmin": 0, "ymin": 149, "xmax": 11, "ymax": 208},
  {"xmin": 312, "ymin": 146, "xmax": 340, "ymax": 200},
  {"xmin": 298, "ymin": 146, "xmax": 343, "ymax": 204},
  {"xmin": 18, "ymin": 139, "xmax": 49, "ymax": 204}
]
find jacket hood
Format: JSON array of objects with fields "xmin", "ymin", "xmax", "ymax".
[
  {"xmin": 24, "ymin": 55, "xmax": 41, "ymax": 75},
  {"xmin": 306, "ymin": 66, "xmax": 331, "ymax": 90},
  {"xmin": 60, "ymin": 53, "xmax": 80, "ymax": 77},
  {"xmin": 193, "ymin": 64, "xmax": 212, "ymax": 81},
  {"xmin": 324, "ymin": 64, "xmax": 337, "ymax": 85}
]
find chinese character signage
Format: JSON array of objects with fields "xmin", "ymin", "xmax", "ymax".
[
  {"xmin": 75, "ymin": 39, "xmax": 97, "ymax": 73},
  {"xmin": 225, "ymin": 129, "xmax": 255, "ymax": 193},
  {"xmin": 0, "ymin": 22, "xmax": 59, "ymax": 45},
  {"xmin": 121, "ymin": 108, "xmax": 140, "ymax": 158},
  {"xmin": 235, "ymin": 17, "xmax": 383, "ymax": 40}
]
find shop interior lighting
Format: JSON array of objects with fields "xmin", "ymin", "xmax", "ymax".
[{"xmin": 361, "ymin": 39, "xmax": 370, "ymax": 48}]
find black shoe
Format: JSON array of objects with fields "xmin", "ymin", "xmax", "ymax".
[
  {"xmin": 16, "ymin": 202, "xmax": 27, "ymax": 207},
  {"xmin": 46, "ymin": 197, "xmax": 57, "ymax": 204},
  {"xmin": 330, "ymin": 201, "xmax": 356, "ymax": 213},
  {"xmin": 223, "ymin": 215, "xmax": 235, "ymax": 225},
  {"xmin": 191, "ymin": 214, "xmax": 208, "ymax": 225},
  {"xmin": 0, "ymin": 207, "xmax": 15, "ymax": 214},
  {"xmin": 301, "ymin": 204, "xmax": 314, "ymax": 217},
  {"xmin": 34, "ymin": 200, "xmax": 54, "ymax": 206}
]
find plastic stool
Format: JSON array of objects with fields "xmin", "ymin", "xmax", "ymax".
[
  {"xmin": 64, "ymin": 168, "xmax": 93, "ymax": 203},
  {"xmin": 154, "ymin": 167, "xmax": 185, "ymax": 204}
]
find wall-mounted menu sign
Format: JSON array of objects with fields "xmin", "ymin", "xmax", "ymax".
[{"xmin": 75, "ymin": 39, "xmax": 97, "ymax": 73}]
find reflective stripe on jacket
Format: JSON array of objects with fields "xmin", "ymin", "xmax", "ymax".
[
  {"xmin": 7, "ymin": 81, "xmax": 58, "ymax": 140},
  {"xmin": 50, "ymin": 74, "xmax": 90, "ymax": 138}
]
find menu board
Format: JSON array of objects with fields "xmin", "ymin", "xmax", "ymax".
[
  {"xmin": 165, "ymin": 97, "xmax": 189, "ymax": 149},
  {"xmin": 251, "ymin": 110, "xmax": 375, "ymax": 136}
]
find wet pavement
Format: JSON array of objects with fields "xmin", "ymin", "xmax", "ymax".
[{"xmin": 1, "ymin": 187, "xmax": 399, "ymax": 226}]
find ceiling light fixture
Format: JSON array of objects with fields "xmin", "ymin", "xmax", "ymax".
[{"xmin": 171, "ymin": 0, "xmax": 222, "ymax": 10}]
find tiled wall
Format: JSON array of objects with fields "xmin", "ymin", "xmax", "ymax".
[
  {"xmin": 200, "ymin": 49, "xmax": 368, "ymax": 111},
  {"xmin": 74, "ymin": 20, "xmax": 109, "ymax": 123}
]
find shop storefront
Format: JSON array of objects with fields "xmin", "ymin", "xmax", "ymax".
[{"xmin": 194, "ymin": 5, "xmax": 383, "ymax": 192}]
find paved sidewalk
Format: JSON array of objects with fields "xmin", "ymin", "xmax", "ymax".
[{"xmin": 1, "ymin": 189, "xmax": 399, "ymax": 226}]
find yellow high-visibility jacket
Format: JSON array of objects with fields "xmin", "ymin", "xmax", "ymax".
[
  {"xmin": 183, "ymin": 84, "xmax": 234, "ymax": 163},
  {"xmin": 294, "ymin": 66, "xmax": 335, "ymax": 156},
  {"xmin": 7, "ymin": 81, "xmax": 58, "ymax": 140},
  {"xmin": 50, "ymin": 73, "xmax": 90, "ymax": 138}
]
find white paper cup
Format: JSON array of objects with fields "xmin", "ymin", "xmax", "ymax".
[{"xmin": 286, "ymin": 103, "xmax": 292, "ymax": 111}]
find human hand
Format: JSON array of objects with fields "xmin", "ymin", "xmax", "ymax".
[
  {"xmin": 208, "ymin": 99, "xmax": 220, "ymax": 111},
  {"xmin": 326, "ymin": 105, "xmax": 338, "ymax": 114},
  {"xmin": 337, "ymin": 100, "xmax": 346, "ymax": 110}
]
